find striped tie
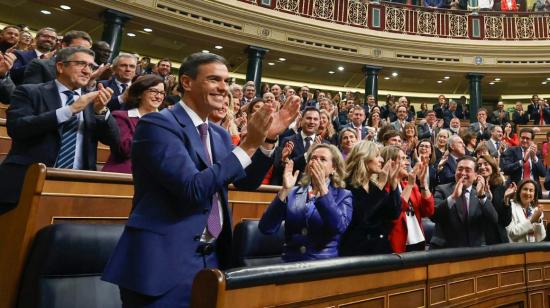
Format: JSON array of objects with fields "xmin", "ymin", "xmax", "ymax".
[
  {"xmin": 54, "ymin": 91, "xmax": 79, "ymax": 169},
  {"xmin": 198, "ymin": 123, "xmax": 222, "ymax": 238}
]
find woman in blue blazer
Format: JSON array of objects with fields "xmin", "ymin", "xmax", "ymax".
[{"xmin": 259, "ymin": 144, "xmax": 352, "ymax": 262}]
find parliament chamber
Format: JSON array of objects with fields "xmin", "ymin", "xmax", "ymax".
[{"xmin": 3, "ymin": 0, "xmax": 550, "ymax": 307}]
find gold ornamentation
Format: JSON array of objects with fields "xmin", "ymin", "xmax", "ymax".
[
  {"xmin": 385, "ymin": 7, "xmax": 405, "ymax": 32},
  {"xmin": 484, "ymin": 16, "xmax": 503, "ymax": 39},
  {"xmin": 515, "ymin": 17, "xmax": 534, "ymax": 39},
  {"xmin": 276, "ymin": 0, "xmax": 300, "ymax": 13},
  {"xmin": 313, "ymin": 0, "xmax": 334, "ymax": 20},
  {"xmin": 417, "ymin": 11, "xmax": 437, "ymax": 35},
  {"xmin": 449, "ymin": 14, "xmax": 468, "ymax": 37},
  {"xmin": 348, "ymin": 1, "xmax": 368, "ymax": 26}
]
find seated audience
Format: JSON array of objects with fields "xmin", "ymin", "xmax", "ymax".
[
  {"xmin": 503, "ymin": 122, "xmax": 519, "ymax": 147},
  {"xmin": 0, "ymin": 52, "xmax": 16, "ymax": 104},
  {"xmin": 462, "ymin": 130, "xmax": 478, "ymax": 156},
  {"xmin": 506, "ymin": 180, "xmax": 546, "ymax": 242},
  {"xmin": 413, "ymin": 139, "xmax": 438, "ymax": 191},
  {"xmin": 340, "ymin": 142, "xmax": 401, "ymax": 256},
  {"xmin": 259, "ymin": 144, "xmax": 352, "ymax": 262},
  {"xmin": 490, "ymin": 101, "xmax": 509, "ymax": 126},
  {"xmin": 501, "ymin": 128, "xmax": 546, "ymax": 198},
  {"xmin": 431, "ymin": 156, "xmax": 498, "ymax": 249},
  {"xmin": 0, "ymin": 25, "xmax": 19, "ymax": 53},
  {"xmin": 401, "ymin": 122, "xmax": 418, "ymax": 160},
  {"xmin": 418, "ymin": 110, "xmax": 441, "ymax": 142},
  {"xmin": 344, "ymin": 106, "xmax": 369, "ymax": 140},
  {"xmin": 477, "ymin": 155, "xmax": 512, "ymax": 244},
  {"xmin": 387, "ymin": 147, "xmax": 434, "ymax": 253},
  {"xmin": 103, "ymin": 75, "xmax": 164, "ymax": 173},
  {"xmin": 437, "ymin": 135, "xmax": 466, "ymax": 185},
  {"xmin": 448, "ymin": 117, "xmax": 461, "ymax": 135},
  {"xmin": 0, "ymin": 47, "xmax": 119, "ymax": 213},
  {"xmin": 338, "ymin": 128, "xmax": 358, "ymax": 160}
]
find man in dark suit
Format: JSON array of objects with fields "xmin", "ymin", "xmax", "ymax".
[
  {"xmin": 431, "ymin": 156, "xmax": 498, "ymax": 248},
  {"xmin": 418, "ymin": 110, "xmax": 441, "ymax": 142},
  {"xmin": 0, "ymin": 25, "xmax": 19, "ymax": 53},
  {"xmin": 102, "ymin": 52, "xmax": 300, "ymax": 307},
  {"xmin": 271, "ymin": 106, "xmax": 326, "ymax": 185},
  {"xmin": 528, "ymin": 96, "xmax": 550, "ymax": 125},
  {"xmin": 10, "ymin": 27, "xmax": 57, "ymax": 85},
  {"xmin": 0, "ymin": 52, "xmax": 16, "ymax": 104},
  {"xmin": 501, "ymin": 127, "xmax": 546, "ymax": 198},
  {"xmin": 512, "ymin": 101, "xmax": 529, "ymax": 125},
  {"xmin": 469, "ymin": 108, "xmax": 493, "ymax": 140},
  {"xmin": 343, "ymin": 106, "xmax": 369, "ymax": 140},
  {"xmin": 437, "ymin": 135, "xmax": 465, "ymax": 185},
  {"xmin": 485, "ymin": 125, "xmax": 505, "ymax": 158},
  {"xmin": 0, "ymin": 47, "xmax": 119, "ymax": 213},
  {"xmin": 490, "ymin": 101, "xmax": 510, "ymax": 126},
  {"xmin": 433, "ymin": 94, "xmax": 447, "ymax": 119},
  {"xmin": 442, "ymin": 100, "xmax": 463, "ymax": 127},
  {"xmin": 22, "ymin": 30, "xmax": 93, "ymax": 85},
  {"xmin": 98, "ymin": 53, "xmax": 137, "ymax": 110}
]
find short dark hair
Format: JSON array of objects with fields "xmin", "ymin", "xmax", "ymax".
[
  {"xmin": 514, "ymin": 179, "xmax": 539, "ymax": 205},
  {"xmin": 246, "ymin": 98, "xmax": 264, "ymax": 118},
  {"xmin": 457, "ymin": 155, "xmax": 476, "ymax": 165},
  {"xmin": 61, "ymin": 30, "xmax": 92, "ymax": 46},
  {"xmin": 55, "ymin": 46, "xmax": 95, "ymax": 63},
  {"xmin": 178, "ymin": 52, "xmax": 227, "ymax": 80},
  {"xmin": 519, "ymin": 127, "xmax": 535, "ymax": 139},
  {"xmin": 302, "ymin": 106, "xmax": 320, "ymax": 117},
  {"xmin": 125, "ymin": 75, "xmax": 165, "ymax": 109},
  {"xmin": 382, "ymin": 130, "xmax": 400, "ymax": 144},
  {"xmin": 2, "ymin": 25, "xmax": 20, "ymax": 33},
  {"xmin": 158, "ymin": 58, "xmax": 172, "ymax": 66},
  {"xmin": 426, "ymin": 110, "xmax": 436, "ymax": 116}
]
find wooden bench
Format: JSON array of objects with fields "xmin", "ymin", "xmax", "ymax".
[
  {"xmin": 0, "ymin": 103, "xmax": 7, "ymax": 119},
  {"xmin": 0, "ymin": 118, "xmax": 10, "ymax": 160},
  {"xmin": 0, "ymin": 163, "xmax": 277, "ymax": 308},
  {"xmin": 191, "ymin": 244, "xmax": 550, "ymax": 308}
]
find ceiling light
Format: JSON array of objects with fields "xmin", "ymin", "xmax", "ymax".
[
  {"xmin": 437, "ymin": 80, "xmax": 443, "ymax": 84},
  {"xmin": 494, "ymin": 78, "xmax": 501, "ymax": 81},
  {"xmin": 337, "ymin": 66, "xmax": 344, "ymax": 71},
  {"xmin": 542, "ymin": 81, "xmax": 547, "ymax": 85},
  {"xmin": 202, "ymin": 50, "xmax": 209, "ymax": 53},
  {"xmin": 126, "ymin": 33, "xmax": 136, "ymax": 37},
  {"xmin": 489, "ymin": 82, "xmax": 495, "ymax": 85},
  {"xmin": 214, "ymin": 45, "xmax": 223, "ymax": 50},
  {"xmin": 546, "ymin": 77, "xmax": 550, "ymax": 81},
  {"xmin": 143, "ymin": 28, "xmax": 152, "ymax": 32},
  {"xmin": 391, "ymin": 72, "xmax": 398, "ymax": 77},
  {"xmin": 40, "ymin": 10, "xmax": 52, "ymax": 15},
  {"xmin": 278, "ymin": 57, "xmax": 286, "ymax": 61},
  {"xmin": 328, "ymin": 71, "xmax": 335, "ymax": 74},
  {"xmin": 267, "ymin": 62, "xmax": 275, "ymax": 66},
  {"xmin": 443, "ymin": 76, "xmax": 450, "ymax": 79},
  {"xmin": 59, "ymin": 5, "xmax": 71, "ymax": 10},
  {"xmin": 384, "ymin": 77, "xmax": 390, "ymax": 80}
]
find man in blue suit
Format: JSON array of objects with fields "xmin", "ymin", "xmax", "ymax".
[
  {"xmin": 437, "ymin": 135, "xmax": 465, "ymax": 185},
  {"xmin": 102, "ymin": 52, "xmax": 300, "ymax": 307},
  {"xmin": 10, "ymin": 27, "xmax": 57, "ymax": 85}
]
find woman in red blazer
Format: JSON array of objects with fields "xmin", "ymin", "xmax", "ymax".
[{"xmin": 385, "ymin": 147, "xmax": 435, "ymax": 253}]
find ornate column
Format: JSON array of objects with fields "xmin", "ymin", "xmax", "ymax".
[
  {"xmin": 466, "ymin": 73, "xmax": 484, "ymax": 122},
  {"xmin": 245, "ymin": 46, "xmax": 269, "ymax": 97},
  {"xmin": 363, "ymin": 65, "xmax": 382, "ymax": 103},
  {"xmin": 100, "ymin": 9, "xmax": 132, "ymax": 61}
]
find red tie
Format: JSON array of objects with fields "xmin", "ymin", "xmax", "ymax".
[{"xmin": 523, "ymin": 159, "xmax": 531, "ymax": 180}]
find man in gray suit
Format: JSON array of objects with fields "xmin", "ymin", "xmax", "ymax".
[
  {"xmin": 390, "ymin": 105, "xmax": 408, "ymax": 132},
  {"xmin": 430, "ymin": 156, "xmax": 498, "ymax": 249},
  {"xmin": 485, "ymin": 125, "xmax": 505, "ymax": 157}
]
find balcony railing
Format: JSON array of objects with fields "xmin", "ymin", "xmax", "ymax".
[{"xmin": 239, "ymin": 0, "xmax": 550, "ymax": 40}]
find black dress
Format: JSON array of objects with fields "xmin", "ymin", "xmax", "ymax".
[{"xmin": 484, "ymin": 184, "xmax": 512, "ymax": 244}]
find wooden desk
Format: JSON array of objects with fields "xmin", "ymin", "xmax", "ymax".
[
  {"xmin": 0, "ymin": 164, "xmax": 277, "ymax": 308},
  {"xmin": 0, "ymin": 118, "xmax": 10, "ymax": 160}
]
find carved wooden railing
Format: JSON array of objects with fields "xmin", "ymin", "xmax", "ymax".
[{"xmin": 240, "ymin": 0, "xmax": 550, "ymax": 41}]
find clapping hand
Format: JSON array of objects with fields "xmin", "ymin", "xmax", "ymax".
[
  {"xmin": 475, "ymin": 175, "xmax": 485, "ymax": 197},
  {"xmin": 451, "ymin": 176, "xmax": 465, "ymax": 201},
  {"xmin": 278, "ymin": 160, "xmax": 299, "ymax": 201},
  {"xmin": 0, "ymin": 52, "xmax": 15, "ymax": 76},
  {"xmin": 281, "ymin": 141, "xmax": 294, "ymax": 162},
  {"xmin": 309, "ymin": 159, "xmax": 329, "ymax": 196},
  {"xmin": 267, "ymin": 95, "xmax": 300, "ymax": 139},
  {"xmin": 504, "ymin": 182, "xmax": 517, "ymax": 206}
]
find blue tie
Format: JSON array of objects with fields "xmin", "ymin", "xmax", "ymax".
[
  {"xmin": 198, "ymin": 123, "xmax": 222, "ymax": 238},
  {"xmin": 54, "ymin": 91, "xmax": 79, "ymax": 168}
]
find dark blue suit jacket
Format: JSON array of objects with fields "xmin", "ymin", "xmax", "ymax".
[
  {"xmin": 259, "ymin": 184, "xmax": 352, "ymax": 262},
  {"xmin": 437, "ymin": 155, "xmax": 457, "ymax": 185},
  {"xmin": 501, "ymin": 146, "xmax": 546, "ymax": 197},
  {"xmin": 0, "ymin": 80, "xmax": 119, "ymax": 205},
  {"xmin": 102, "ymin": 103, "xmax": 272, "ymax": 299},
  {"xmin": 10, "ymin": 49, "xmax": 38, "ymax": 85},
  {"xmin": 99, "ymin": 78, "xmax": 124, "ymax": 111}
]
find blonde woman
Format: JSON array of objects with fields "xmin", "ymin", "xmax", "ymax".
[
  {"xmin": 259, "ymin": 144, "xmax": 352, "ymax": 261},
  {"xmin": 339, "ymin": 141, "xmax": 401, "ymax": 256}
]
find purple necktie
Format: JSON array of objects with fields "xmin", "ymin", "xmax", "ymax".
[{"xmin": 198, "ymin": 123, "xmax": 222, "ymax": 238}]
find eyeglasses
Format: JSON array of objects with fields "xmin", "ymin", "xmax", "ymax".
[
  {"xmin": 146, "ymin": 89, "xmax": 166, "ymax": 97},
  {"xmin": 63, "ymin": 60, "xmax": 98, "ymax": 71}
]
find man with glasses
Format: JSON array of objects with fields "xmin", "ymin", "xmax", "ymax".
[
  {"xmin": 99, "ymin": 53, "xmax": 137, "ymax": 110},
  {"xmin": 390, "ymin": 105, "xmax": 409, "ymax": 132},
  {"xmin": 0, "ymin": 46, "xmax": 119, "ymax": 214},
  {"xmin": 22, "ymin": 30, "xmax": 97, "ymax": 85},
  {"xmin": 501, "ymin": 127, "xmax": 546, "ymax": 198},
  {"xmin": 11, "ymin": 27, "xmax": 57, "ymax": 85}
]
